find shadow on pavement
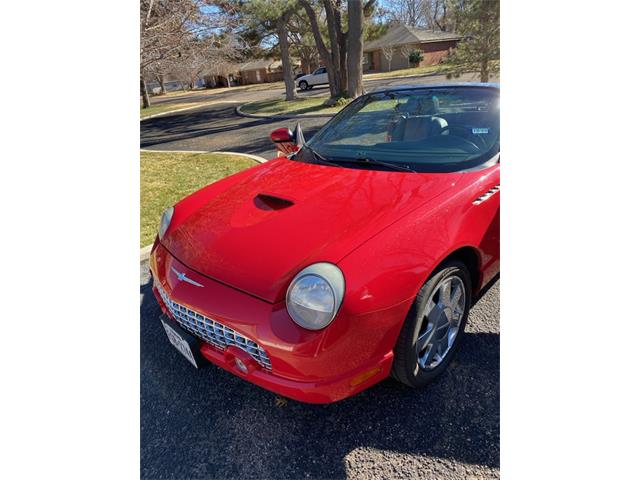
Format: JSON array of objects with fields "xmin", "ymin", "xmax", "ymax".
[
  {"xmin": 140, "ymin": 105, "xmax": 326, "ymax": 156},
  {"xmin": 140, "ymin": 275, "xmax": 499, "ymax": 479}
]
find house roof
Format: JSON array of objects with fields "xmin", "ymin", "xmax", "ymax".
[
  {"xmin": 364, "ymin": 23, "xmax": 461, "ymax": 51},
  {"xmin": 239, "ymin": 59, "xmax": 278, "ymax": 72},
  {"xmin": 238, "ymin": 57, "xmax": 302, "ymax": 72}
]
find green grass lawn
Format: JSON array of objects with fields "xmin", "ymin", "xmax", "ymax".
[
  {"xmin": 140, "ymin": 151, "xmax": 257, "ymax": 247},
  {"xmin": 364, "ymin": 60, "xmax": 500, "ymax": 80},
  {"xmin": 364, "ymin": 64, "xmax": 449, "ymax": 80},
  {"xmin": 241, "ymin": 96, "xmax": 345, "ymax": 116}
]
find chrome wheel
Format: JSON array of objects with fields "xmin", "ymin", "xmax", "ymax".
[{"xmin": 416, "ymin": 275, "xmax": 466, "ymax": 370}]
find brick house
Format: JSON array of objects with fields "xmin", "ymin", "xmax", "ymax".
[
  {"xmin": 363, "ymin": 23, "xmax": 461, "ymax": 72},
  {"xmin": 237, "ymin": 58, "xmax": 301, "ymax": 85}
]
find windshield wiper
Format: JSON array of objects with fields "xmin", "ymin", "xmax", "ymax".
[
  {"xmin": 302, "ymin": 144, "xmax": 341, "ymax": 167},
  {"xmin": 331, "ymin": 156, "xmax": 416, "ymax": 173}
]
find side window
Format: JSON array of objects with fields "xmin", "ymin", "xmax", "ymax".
[{"xmin": 316, "ymin": 68, "xmax": 326, "ymax": 75}]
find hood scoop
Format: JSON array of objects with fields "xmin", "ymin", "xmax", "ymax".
[{"xmin": 254, "ymin": 193, "xmax": 295, "ymax": 211}]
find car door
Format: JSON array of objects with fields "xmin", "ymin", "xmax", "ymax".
[{"xmin": 311, "ymin": 67, "xmax": 328, "ymax": 85}]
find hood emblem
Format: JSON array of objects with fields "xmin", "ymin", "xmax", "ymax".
[{"xmin": 171, "ymin": 266, "xmax": 204, "ymax": 287}]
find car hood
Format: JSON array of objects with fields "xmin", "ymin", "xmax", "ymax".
[{"xmin": 162, "ymin": 158, "xmax": 459, "ymax": 303}]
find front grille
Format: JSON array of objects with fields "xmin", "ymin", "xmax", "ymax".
[{"xmin": 156, "ymin": 283, "xmax": 272, "ymax": 370}]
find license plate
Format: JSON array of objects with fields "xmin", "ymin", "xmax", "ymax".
[{"xmin": 161, "ymin": 319, "xmax": 199, "ymax": 368}]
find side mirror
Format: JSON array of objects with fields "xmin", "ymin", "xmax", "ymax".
[
  {"xmin": 270, "ymin": 126, "xmax": 304, "ymax": 157},
  {"xmin": 270, "ymin": 128, "xmax": 294, "ymax": 143}
]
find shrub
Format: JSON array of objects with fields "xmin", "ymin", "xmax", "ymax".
[
  {"xmin": 324, "ymin": 95, "xmax": 351, "ymax": 107},
  {"xmin": 409, "ymin": 50, "xmax": 424, "ymax": 66}
]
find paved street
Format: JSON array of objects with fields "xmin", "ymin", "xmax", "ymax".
[
  {"xmin": 140, "ymin": 72, "xmax": 494, "ymax": 159},
  {"xmin": 140, "ymin": 261, "xmax": 499, "ymax": 479}
]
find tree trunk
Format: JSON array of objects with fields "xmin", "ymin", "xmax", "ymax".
[
  {"xmin": 480, "ymin": 57, "xmax": 489, "ymax": 83},
  {"xmin": 300, "ymin": 0, "xmax": 340, "ymax": 97},
  {"xmin": 347, "ymin": 0, "xmax": 364, "ymax": 98},
  {"xmin": 155, "ymin": 73, "xmax": 166, "ymax": 95},
  {"xmin": 338, "ymin": 31, "xmax": 347, "ymax": 92},
  {"xmin": 323, "ymin": 0, "xmax": 344, "ymax": 95},
  {"xmin": 277, "ymin": 16, "xmax": 297, "ymax": 101},
  {"xmin": 140, "ymin": 73, "xmax": 150, "ymax": 109},
  {"xmin": 336, "ymin": 7, "xmax": 347, "ymax": 92}
]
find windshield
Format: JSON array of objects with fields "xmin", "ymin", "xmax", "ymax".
[{"xmin": 294, "ymin": 86, "xmax": 499, "ymax": 173}]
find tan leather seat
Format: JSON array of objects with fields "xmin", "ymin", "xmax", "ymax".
[
  {"xmin": 389, "ymin": 96, "xmax": 448, "ymax": 142},
  {"xmin": 390, "ymin": 115, "xmax": 448, "ymax": 141}
]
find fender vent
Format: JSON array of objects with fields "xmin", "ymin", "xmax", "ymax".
[{"xmin": 473, "ymin": 185, "xmax": 500, "ymax": 205}]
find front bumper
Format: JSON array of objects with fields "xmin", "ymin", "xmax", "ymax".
[{"xmin": 149, "ymin": 242, "xmax": 409, "ymax": 403}]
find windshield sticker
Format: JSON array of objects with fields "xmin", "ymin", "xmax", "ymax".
[{"xmin": 472, "ymin": 128, "xmax": 490, "ymax": 135}]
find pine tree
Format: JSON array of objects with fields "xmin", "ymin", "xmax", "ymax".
[{"xmin": 444, "ymin": 0, "xmax": 499, "ymax": 83}]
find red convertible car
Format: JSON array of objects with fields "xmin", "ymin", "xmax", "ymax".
[{"xmin": 149, "ymin": 83, "xmax": 500, "ymax": 403}]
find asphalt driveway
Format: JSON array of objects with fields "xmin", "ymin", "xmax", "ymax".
[{"xmin": 140, "ymin": 261, "xmax": 499, "ymax": 479}]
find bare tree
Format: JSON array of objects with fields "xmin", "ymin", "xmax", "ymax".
[
  {"xmin": 384, "ymin": 0, "xmax": 428, "ymax": 27},
  {"xmin": 147, "ymin": 61, "xmax": 169, "ymax": 95},
  {"xmin": 399, "ymin": 44, "xmax": 412, "ymax": 68},
  {"xmin": 140, "ymin": 0, "xmax": 238, "ymax": 107},
  {"xmin": 140, "ymin": 0, "xmax": 202, "ymax": 107},
  {"xmin": 382, "ymin": 0, "xmax": 457, "ymax": 31},
  {"xmin": 206, "ymin": 60, "xmax": 237, "ymax": 87},
  {"xmin": 428, "ymin": 0, "xmax": 450, "ymax": 31},
  {"xmin": 381, "ymin": 45, "xmax": 394, "ymax": 72}
]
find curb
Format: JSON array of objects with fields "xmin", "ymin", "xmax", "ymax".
[
  {"xmin": 235, "ymin": 104, "xmax": 335, "ymax": 120},
  {"xmin": 140, "ymin": 244, "xmax": 153, "ymax": 262},
  {"xmin": 140, "ymin": 149, "xmax": 267, "ymax": 164},
  {"xmin": 141, "ymin": 101, "xmax": 239, "ymax": 121},
  {"xmin": 140, "ymin": 149, "xmax": 268, "ymax": 263}
]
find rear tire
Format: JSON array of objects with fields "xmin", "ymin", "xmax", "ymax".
[{"xmin": 391, "ymin": 260, "xmax": 472, "ymax": 388}]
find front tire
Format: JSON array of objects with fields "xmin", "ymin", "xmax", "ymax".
[
  {"xmin": 299, "ymin": 80, "xmax": 309, "ymax": 91},
  {"xmin": 391, "ymin": 260, "xmax": 472, "ymax": 388}
]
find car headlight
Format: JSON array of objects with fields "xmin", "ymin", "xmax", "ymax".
[
  {"xmin": 286, "ymin": 263, "xmax": 345, "ymax": 330},
  {"xmin": 158, "ymin": 206, "xmax": 174, "ymax": 239}
]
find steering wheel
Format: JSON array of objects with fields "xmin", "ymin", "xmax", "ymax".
[{"xmin": 440, "ymin": 124, "xmax": 488, "ymax": 150}]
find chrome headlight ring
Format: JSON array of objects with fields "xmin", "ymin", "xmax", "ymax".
[
  {"xmin": 286, "ymin": 262, "xmax": 345, "ymax": 331},
  {"xmin": 158, "ymin": 206, "xmax": 174, "ymax": 239}
]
